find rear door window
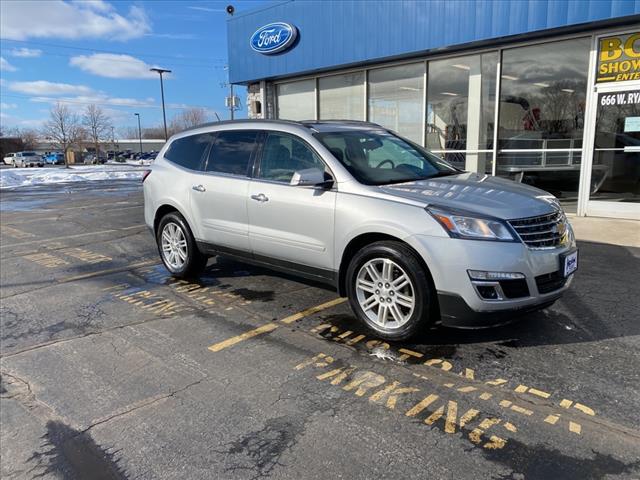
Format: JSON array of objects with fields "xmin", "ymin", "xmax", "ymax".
[
  {"xmin": 205, "ymin": 130, "xmax": 260, "ymax": 176},
  {"xmin": 164, "ymin": 133, "xmax": 213, "ymax": 170}
]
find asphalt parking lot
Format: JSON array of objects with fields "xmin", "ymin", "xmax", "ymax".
[{"xmin": 1, "ymin": 179, "xmax": 639, "ymax": 480}]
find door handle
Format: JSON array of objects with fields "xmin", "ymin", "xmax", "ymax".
[
  {"xmin": 250, "ymin": 193, "xmax": 269, "ymax": 202},
  {"xmin": 192, "ymin": 184, "xmax": 206, "ymax": 192}
]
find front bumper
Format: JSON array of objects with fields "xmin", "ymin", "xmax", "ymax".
[
  {"xmin": 405, "ymin": 233, "xmax": 575, "ymax": 327},
  {"xmin": 436, "ymin": 291, "xmax": 563, "ymax": 328}
]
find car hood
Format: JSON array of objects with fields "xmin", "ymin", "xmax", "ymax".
[{"xmin": 377, "ymin": 172, "xmax": 559, "ymax": 220}]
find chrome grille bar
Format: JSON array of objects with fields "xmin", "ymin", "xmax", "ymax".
[{"xmin": 508, "ymin": 211, "xmax": 566, "ymax": 249}]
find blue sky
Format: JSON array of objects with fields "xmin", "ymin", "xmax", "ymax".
[{"xmin": 0, "ymin": 0, "xmax": 269, "ymax": 135}]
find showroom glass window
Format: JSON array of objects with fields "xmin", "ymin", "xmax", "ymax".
[
  {"xmin": 368, "ymin": 63, "xmax": 424, "ymax": 144},
  {"xmin": 496, "ymin": 37, "xmax": 590, "ymax": 211},
  {"xmin": 319, "ymin": 72, "xmax": 365, "ymax": 120},
  {"xmin": 277, "ymin": 79, "xmax": 315, "ymax": 120},
  {"xmin": 426, "ymin": 52, "xmax": 498, "ymax": 172}
]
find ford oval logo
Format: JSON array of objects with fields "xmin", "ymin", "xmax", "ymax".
[{"xmin": 250, "ymin": 22, "xmax": 297, "ymax": 55}]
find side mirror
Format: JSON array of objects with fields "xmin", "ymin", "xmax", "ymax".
[{"xmin": 290, "ymin": 168, "xmax": 334, "ymax": 188}]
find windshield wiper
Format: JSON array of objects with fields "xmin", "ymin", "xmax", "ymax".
[
  {"xmin": 422, "ymin": 171, "xmax": 460, "ymax": 179},
  {"xmin": 373, "ymin": 170, "xmax": 462, "ymax": 186}
]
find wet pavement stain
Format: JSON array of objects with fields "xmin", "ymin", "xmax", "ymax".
[
  {"xmin": 482, "ymin": 437, "xmax": 640, "ymax": 480},
  {"xmin": 230, "ymin": 288, "xmax": 275, "ymax": 302},
  {"xmin": 27, "ymin": 420, "xmax": 127, "ymax": 480},
  {"xmin": 221, "ymin": 416, "xmax": 305, "ymax": 480}
]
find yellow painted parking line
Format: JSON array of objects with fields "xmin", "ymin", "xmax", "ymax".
[
  {"xmin": 208, "ymin": 323, "xmax": 279, "ymax": 352},
  {"xmin": 1, "ymin": 226, "xmax": 35, "ymax": 239},
  {"xmin": 59, "ymin": 259, "xmax": 158, "ymax": 283},
  {"xmin": 208, "ymin": 297, "xmax": 347, "ymax": 352},
  {"xmin": 0, "ymin": 224, "xmax": 147, "ymax": 249},
  {"xmin": 280, "ymin": 297, "xmax": 346, "ymax": 324}
]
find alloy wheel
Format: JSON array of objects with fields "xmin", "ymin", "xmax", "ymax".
[
  {"xmin": 161, "ymin": 222, "xmax": 188, "ymax": 270},
  {"xmin": 355, "ymin": 258, "xmax": 415, "ymax": 330}
]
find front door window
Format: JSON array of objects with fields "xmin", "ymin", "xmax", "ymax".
[{"xmin": 590, "ymin": 88, "xmax": 640, "ymax": 203}]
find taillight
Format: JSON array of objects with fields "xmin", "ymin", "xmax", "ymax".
[{"xmin": 142, "ymin": 170, "xmax": 151, "ymax": 183}]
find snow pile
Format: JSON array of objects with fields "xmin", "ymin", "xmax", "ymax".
[{"xmin": 0, "ymin": 165, "xmax": 146, "ymax": 189}]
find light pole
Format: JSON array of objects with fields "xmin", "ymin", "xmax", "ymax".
[
  {"xmin": 134, "ymin": 113, "xmax": 143, "ymax": 154},
  {"xmin": 150, "ymin": 67, "xmax": 171, "ymax": 140}
]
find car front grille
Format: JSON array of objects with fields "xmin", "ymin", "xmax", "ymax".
[
  {"xmin": 508, "ymin": 211, "xmax": 568, "ymax": 249},
  {"xmin": 499, "ymin": 279, "xmax": 530, "ymax": 299},
  {"xmin": 535, "ymin": 271, "xmax": 567, "ymax": 294}
]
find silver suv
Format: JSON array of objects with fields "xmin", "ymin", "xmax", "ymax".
[{"xmin": 144, "ymin": 120, "xmax": 577, "ymax": 340}]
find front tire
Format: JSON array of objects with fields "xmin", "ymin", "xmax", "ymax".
[
  {"xmin": 156, "ymin": 212, "xmax": 208, "ymax": 279},
  {"xmin": 346, "ymin": 241, "xmax": 434, "ymax": 341}
]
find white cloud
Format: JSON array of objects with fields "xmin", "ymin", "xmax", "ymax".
[
  {"xmin": 0, "ymin": 1, "xmax": 151, "ymax": 41},
  {"xmin": 30, "ymin": 94, "xmax": 155, "ymax": 108},
  {"xmin": 187, "ymin": 6, "xmax": 225, "ymax": 12},
  {"xmin": 8, "ymin": 80, "xmax": 94, "ymax": 96},
  {"xmin": 1, "ymin": 103, "xmax": 18, "ymax": 109},
  {"xmin": 9, "ymin": 47, "xmax": 42, "ymax": 58},
  {"xmin": 69, "ymin": 53, "xmax": 161, "ymax": 79},
  {"xmin": 0, "ymin": 57, "xmax": 17, "ymax": 72},
  {"xmin": 145, "ymin": 33, "xmax": 197, "ymax": 40}
]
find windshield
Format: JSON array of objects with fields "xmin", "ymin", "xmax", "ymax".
[
  {"xmin": 314, "ymin": 130, "xmax": 459, "ymax": 185},
  {"xmin": 23, "ymin": 152, "xmax": 37, "ymax": 156}
]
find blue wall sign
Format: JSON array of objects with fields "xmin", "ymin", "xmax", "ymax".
[{"xmin": 250, "ymin": 22, "xmax": 297, "ymax": 55}]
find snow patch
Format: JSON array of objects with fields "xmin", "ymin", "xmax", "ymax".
[{"xmin": 0, "ymin": 165, "xmax": 146, "ymax": 189}]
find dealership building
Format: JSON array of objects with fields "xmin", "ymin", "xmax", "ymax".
[{"xmin": 227, "ymin": 0, "xmax": 640, "ymax": 219}]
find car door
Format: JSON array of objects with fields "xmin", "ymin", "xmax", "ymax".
[
  {"xmin": 190, "ymin": 130, "xmax": 260, "ymax": 252},
  {"xmin": 248, "ymin": 131, "xmax": 336, "ymax": 271}
]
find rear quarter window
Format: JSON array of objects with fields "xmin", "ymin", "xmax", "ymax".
[{"xmin": 164, "ymin": 133, "xmax": 213, "ymax": 170}]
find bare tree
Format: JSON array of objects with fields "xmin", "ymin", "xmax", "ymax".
[
  {"xmin": 20, "ymin": 129, "xmax": 39, "ymax": 149},
  {"xmin": 142, "ymin": 125, "xmax": 172, "ymax": 139},
  {"xmin": 169, "ymin": 108, "xmax": 210, "ymax": 134},
  {"xmin": 179, "ymin": 107, "xmax": 208, "ymax": 128},
  {"xmin": 42, "ymin": 103, "xmax": 83, "ymax": 168},
  {"xmin": 82, "ymin": 104, "xmax": 112, "ymax": 163}
]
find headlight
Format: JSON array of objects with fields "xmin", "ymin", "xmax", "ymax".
[{"xmin": 427, "ymin": 206, "xmax": 515, "ymax": 241}]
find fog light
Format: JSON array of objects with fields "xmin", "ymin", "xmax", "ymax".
[
  {"xmin": 468, "ymin": 270, "xmax": 525, "ymax": 281},
  {"xmin": 477, "ymin": 285, "xmax": 499, "ymax": 300}
]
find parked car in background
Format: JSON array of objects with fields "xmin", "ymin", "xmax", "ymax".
[
  {"xmin": 144, "ymin": 120, "xmax": 577, "ymax": 341},
  {"xmin": 43, "ymin": 152, "xmax": 65, "ymax": 165},
  {"xmin": 84, "ymin": 153, "xmax": 107, "ymax": 164},
  {"xmin": 3, "ymin": 152, "xmax": 16, "ymax": 165},
  {"xmin": 11, "ymin": 151, "xmax": 44, "ymax": 167}
]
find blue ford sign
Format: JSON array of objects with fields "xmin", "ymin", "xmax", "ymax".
[{"xmin": 250, "ymin": 22, "xmax": 297, "ymax": 55}]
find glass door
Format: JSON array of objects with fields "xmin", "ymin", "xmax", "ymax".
[{"xmin": 586, "ymin": 82, "xmax": 640, "ymax": 219}]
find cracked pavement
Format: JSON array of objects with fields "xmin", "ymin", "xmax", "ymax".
[{"xmin": 1, "ymin": 180, "xmax": 639, "ymax": 479}]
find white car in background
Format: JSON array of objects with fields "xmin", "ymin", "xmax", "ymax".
[
  {"xmin": 3, "ymin": 153, "xmax": 16, "ymax": 165},
  {"xmin": 6, "ymin": 151, "xmax": 44, "ymax": 167}
]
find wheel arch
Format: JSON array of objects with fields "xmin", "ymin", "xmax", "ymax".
[
  {"xmin": 153, "ymin": 203, "xmax": 195, "ymax": 237},
  {"xmin": 337, "ymin": 232, "xmax": 437, "ymax": 308}
]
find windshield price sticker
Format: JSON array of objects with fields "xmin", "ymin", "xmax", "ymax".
[
  {"xmin": 597, "ymin": 32, "xmax": 640, "ymax": 83},
  {"xmin": 599, "ymin": 90, "xmax": 640, "ymax": 107}
]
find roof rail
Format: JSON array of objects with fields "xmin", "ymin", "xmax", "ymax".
[
  {"xmin": 178, "ymin": 118, "xmax": 386, "ymax": 136},
  {"xmin": 179, "ymin": 118, "xmax": 306, "ymax": 134},
  {"xmin": 300, "ymin": 120, "xmax": 384, "ymax": 128}
]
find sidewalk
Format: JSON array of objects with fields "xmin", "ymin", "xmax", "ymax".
[{"xmin": 568, "ymin": 215, "xmax": 640, "ymax": 248}]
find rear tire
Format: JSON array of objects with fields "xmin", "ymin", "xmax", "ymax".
[
  {"xmin": 156, "ymin": 212, "xmax": 208, "ymax": 279},
  {"xmin": 346, "ymin": 241, "xmax": 434, "ymax": 341}
]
